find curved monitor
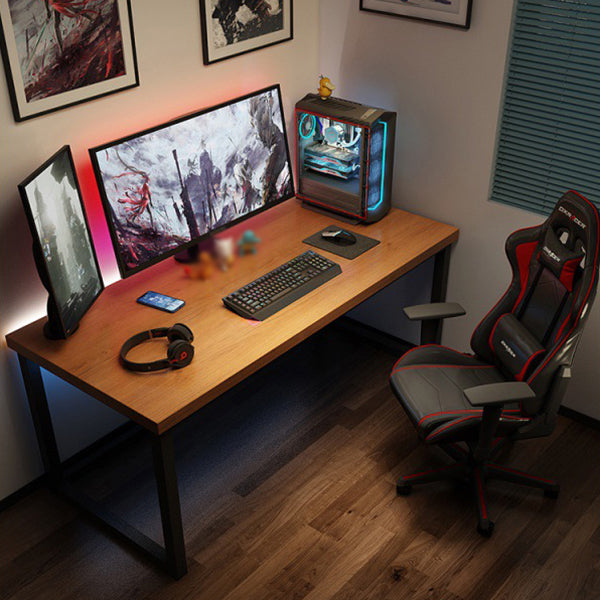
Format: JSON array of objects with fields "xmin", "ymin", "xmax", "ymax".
[
  {"xmin": 18, "ymin": 146, "xmax": 104, "ymax": 338},
  {"xmin": 90, "ymin": 84, "xmax": 295, "ymax": 278}
]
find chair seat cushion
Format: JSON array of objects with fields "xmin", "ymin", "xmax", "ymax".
[{"xmin": 390, "ymin": 345, "xmax": 529, "ymax": 443}]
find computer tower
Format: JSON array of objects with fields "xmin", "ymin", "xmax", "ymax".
[{"xmin": 295, "ymin": 94, "xmax": 396, "ymax": 223}]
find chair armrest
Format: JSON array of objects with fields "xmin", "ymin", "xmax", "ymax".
[
  {"xmin": 403, "ymin": 302, "xmax": 466, "ymax": 321},
  {"xmin": 464, "ymin": 381, "xmax": 536, "ymax": 407}
]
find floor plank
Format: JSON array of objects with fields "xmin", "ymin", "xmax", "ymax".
[{"xmin": 1, "ymin": 325, "xmax": 599, "ymax": 600}]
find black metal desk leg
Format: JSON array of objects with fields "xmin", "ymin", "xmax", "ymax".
[
  {"xmin": 421, "ymin": 245, "xmax": 452, "ymax": 346},
  {"xmin": 151, "ymin": 432, "xmax": 187, "ymax": 579},
  {"xmin": 18, "ymin": 355, "xmax": 62, "ymax": 483}
]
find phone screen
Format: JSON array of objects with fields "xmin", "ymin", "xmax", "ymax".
[{"xmin": 137, "ymin": 291, "xmax": 185, "ymax": 313}]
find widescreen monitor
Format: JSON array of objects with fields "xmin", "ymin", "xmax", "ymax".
[
  {"xmin": 90, "ymin": 84, "xmax": 295, "ymax": 278},
  {"xmin": 18, "ymin": 146, "xmax": 104, "ymax": 338}
]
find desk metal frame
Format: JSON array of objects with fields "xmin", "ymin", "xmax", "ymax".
[
  {"xmin": 18, "ymin": 355, "xmax": 188, "ymax": 578},
  {"xmin": 10, "ymin": 210, "xmax": 454, "ymax": 579}
]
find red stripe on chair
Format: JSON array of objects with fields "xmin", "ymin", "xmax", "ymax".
[
  {"xmin": 559, "ymin": 256, "xmax": 582, "ymax": 292},
  {"xmin": 425, "ymin": 415, "xmax": 481, "ymax": 442},
  {"xmin": 425, "ymin": 413, "xmax": 528, "ymax": 443},
  {"xmin": 391, "ymin": 364, "xmax": 494, "ymax": 376},
  {"xmin": 511, "ymin": 241, "xmax": 539, "ymax": 312},
  {"xmin": 553, "ymin": 304, "xmax": 572, "ymax": 344},
  {"xmin": 529, "ymin": 192, "xmax": 600, "ymax": 386},
  {"xmin": 515, "ymin": 349, "xmax": 545, "ymax": 381},
  {"xmin": 418, "ymin": 409, "xmax": 481, "ymax": 428},
  {"xmin": 491, "ymin": 464, "xmax": 556, "ymax": 484},
  {"xmin": 418, "ymin": 408, "xmax": 522, "ymax": 429},
  {"xmin": 551, "ymin": 191, "xmax": 598, "ymax": 344},
  {"xmin": 488, "ymin": 313, "xmax": 509, "ymax": 354},
  {"xmin": 470, "ymin": 226, "xmax": 540, "ymax": 350}
]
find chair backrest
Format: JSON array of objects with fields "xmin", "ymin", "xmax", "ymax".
[{"xmin": 471, "ymin": 191, "xmax": 600, "ymax": 415}]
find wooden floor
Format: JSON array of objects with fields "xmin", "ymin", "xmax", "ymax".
[{"xmin": 1, "ymin": 325, "xmax": 599, "ymax": 600}]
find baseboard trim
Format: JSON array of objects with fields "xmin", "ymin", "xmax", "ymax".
[
  {"xmin": 559, "ymin": 406, "xmax": 600, "ymax": 430},
  {"xmin": 334, "ymin": 316, "xmax": 414, "ymax": 355},
  {"xmin": 0, "ymin": 475, "xmax": 45, "ymax": 513},
  {"xmin": 0, "ymin": 421, "xmax": 138, "ymax": 513}
]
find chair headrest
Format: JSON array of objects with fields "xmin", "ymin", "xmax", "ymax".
[
  {"xmin": 538, "ymin": 190, "xmax": 599, "ymax": 289},
  {"xmin": 538, "ymin": 226, "xmax": 584, "ymax": 291}
]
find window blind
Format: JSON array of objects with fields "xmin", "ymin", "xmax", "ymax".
[{"xmin": 491, "ymin": 0, "xmax": 600, "ymax": 215}]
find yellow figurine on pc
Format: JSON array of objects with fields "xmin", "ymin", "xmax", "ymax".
[{"xmin": 318, "ymin": 75, "xmax": 335, "ymax": 100}]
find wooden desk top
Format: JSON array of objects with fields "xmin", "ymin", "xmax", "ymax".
[{"xmin": 6, "ymin": 200, "xmax": 458, "ymax": 434}]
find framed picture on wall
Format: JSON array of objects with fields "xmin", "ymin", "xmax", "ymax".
[
  {"xmin": 360, "ymin": 0, "xmax": 472, "ymax": 29},
  {"xmin": 0, "ymin": 0, "xmax": 139, "ymax": 122},
  {"xmin": 200, "ymin": 0, "xmax": 293, "ymax": 65}
]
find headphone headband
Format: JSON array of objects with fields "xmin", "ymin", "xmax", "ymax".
[{"xmin": 120, "ymin": 324, "xmax": 194, "ymax": 372}]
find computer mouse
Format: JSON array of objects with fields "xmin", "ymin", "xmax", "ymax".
[{"xmin": 321, "ymin": 229, "xmax": 357, "ymax": 246}]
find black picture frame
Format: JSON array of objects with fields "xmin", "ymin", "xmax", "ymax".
[
  {"xmin": 360, "ymin": 0, "xmax": 472, "ymax": 29},
  {"xmin": 0, "ymin": 0, "xmax": 139, "ymax": 122},
  {"xmin": 18, "ymin": 146, "xmax": 104, "ymax": 339},
  {"xmin": 200, "ymin": 0, "xmax": 293, "ymax": 65},
  {"xmin": 89, "ymin": 84, "xmax": 296, "ymax": 279}
]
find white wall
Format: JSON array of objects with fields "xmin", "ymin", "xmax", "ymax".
[
  {"xmin": 0, "ymin": 0, "xmax": 320, "ymax": 500},
  {"xmin": 3, "ymin": 0, "xmax": 599, "ymax": 504},
  {"xmin": 320, "ymin": 0, "xmax": 600, "ymax": 419}
]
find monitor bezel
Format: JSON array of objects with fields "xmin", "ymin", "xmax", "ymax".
[
  {"xmin": 89, "ymin": 84, "xmax": 296, "ymax": 279},
  {"xmin": 18, "ymin": 145, "xmax": 105, "ymax": 338}
]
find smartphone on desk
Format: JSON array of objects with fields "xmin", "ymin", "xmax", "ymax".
[{"xmin": 137, "ymin": 291, "xmax": 185, "ymax": 313}]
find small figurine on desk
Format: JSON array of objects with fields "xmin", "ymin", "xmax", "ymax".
[
  {"xmin": 183, "ymin": 250, "xmax": 214, "ymax": 280},
  {"xmin": 318, "ymin": 75, "xmax": 336, "ymax": 100},
  {"xmin": 238, "ymin": 230, "xmax": 261, "ymax": 256},
  {"xmin": 214, "ymin": 236, "xmax": 235, "ymax": 271}
]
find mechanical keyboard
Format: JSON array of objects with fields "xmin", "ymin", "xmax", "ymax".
[{"xmin": 222, "ymin": 250, "xmax": 342, "ymax": 320}]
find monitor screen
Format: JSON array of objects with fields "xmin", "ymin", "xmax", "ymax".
[
  {"xmin": 90, "ymin": 84, "xmax": 295, "ymax": 277},
  {"xmin": 18, "ymin": 146, "xmax": 104, "ymax": 337}
]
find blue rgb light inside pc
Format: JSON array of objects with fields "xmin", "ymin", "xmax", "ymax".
[{"xmin": 299, "ymin": 113, "xmax": 362, "ymax": 182}]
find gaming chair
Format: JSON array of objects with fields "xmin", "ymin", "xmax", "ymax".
[{"xmin": 390, "ymin": 191, "xmax": 599, "ymax": 536}]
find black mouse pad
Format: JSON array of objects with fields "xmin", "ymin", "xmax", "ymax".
[{"xmin": 303, "ymin": 225, "xmax": 380, "ymax": 260}]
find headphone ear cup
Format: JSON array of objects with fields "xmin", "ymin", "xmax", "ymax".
[
  {"xmin": 167, "ymin": 339, "xmax": 194, "ymax": 368},
  {"xmin": 167, "ymin": 323, "xmax": 194, "ymax": 343}
]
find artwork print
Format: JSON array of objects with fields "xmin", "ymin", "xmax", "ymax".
[
  {"xmin": 200, "ymin": 0, "xmax": 293, "ymax": 64},
  {"xmin": 23, "ymin": 149, "xmax": 103, "ymax": 334},
  {"xmin": 94, "ymin": 88, "xmax": 294, "ymax": 275},
  {"xmin": 360, "ymin": 0, "xmax": 472, "ymax": 28},
  {"xmin": 0, "ymin": 0, "xmax": 138, "ymax": 120}
]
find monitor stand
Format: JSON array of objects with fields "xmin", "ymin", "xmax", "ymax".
[
  {"xmin": 32, "ymin": 242, "xmax": 71, "ymax": 340},
  {"xmin": 173, "ymin": 237, "xmax": 214, "ymax": 263},
  {"xmin": 174, "ymin": 245, "xmax": 199, "ymax": 263},
  {"xmin": 44, "ymin": 299, "xmax": 78, "ymax": 340}
]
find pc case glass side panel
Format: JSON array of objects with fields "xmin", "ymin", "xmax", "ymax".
[
  {"xmin": 297, "ymin": 111, "xmax": 364, "ymax": 215},
  {"xmin": 367, "ymin": 120, "xmax": 386, "ymax": 211}
]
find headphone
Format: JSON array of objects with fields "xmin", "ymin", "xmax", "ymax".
[{"xmin": 120, "ymin": 323, "xmax": 195, "ymax": 372}]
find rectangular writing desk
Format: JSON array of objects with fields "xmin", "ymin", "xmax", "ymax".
[{"xmin": 6, "ymin": 200, "xmax": 459, "ymax": 578}]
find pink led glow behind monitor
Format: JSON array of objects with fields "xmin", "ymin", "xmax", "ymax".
[{"xmin": 89, "ymin": 85, "xmax": 295, "ymax": 278}]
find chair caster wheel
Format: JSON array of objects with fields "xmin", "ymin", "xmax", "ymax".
[
  {"xmin": 477, "ymin": 520, "xmax": 495, "ymax": 538},
  {"xmin": 544, "ymin": 487, "xmax": 560, "ymax": 499},
  {"xmin": 396, "ymin": 483, "xmax": 412, "ymax": 496}
]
